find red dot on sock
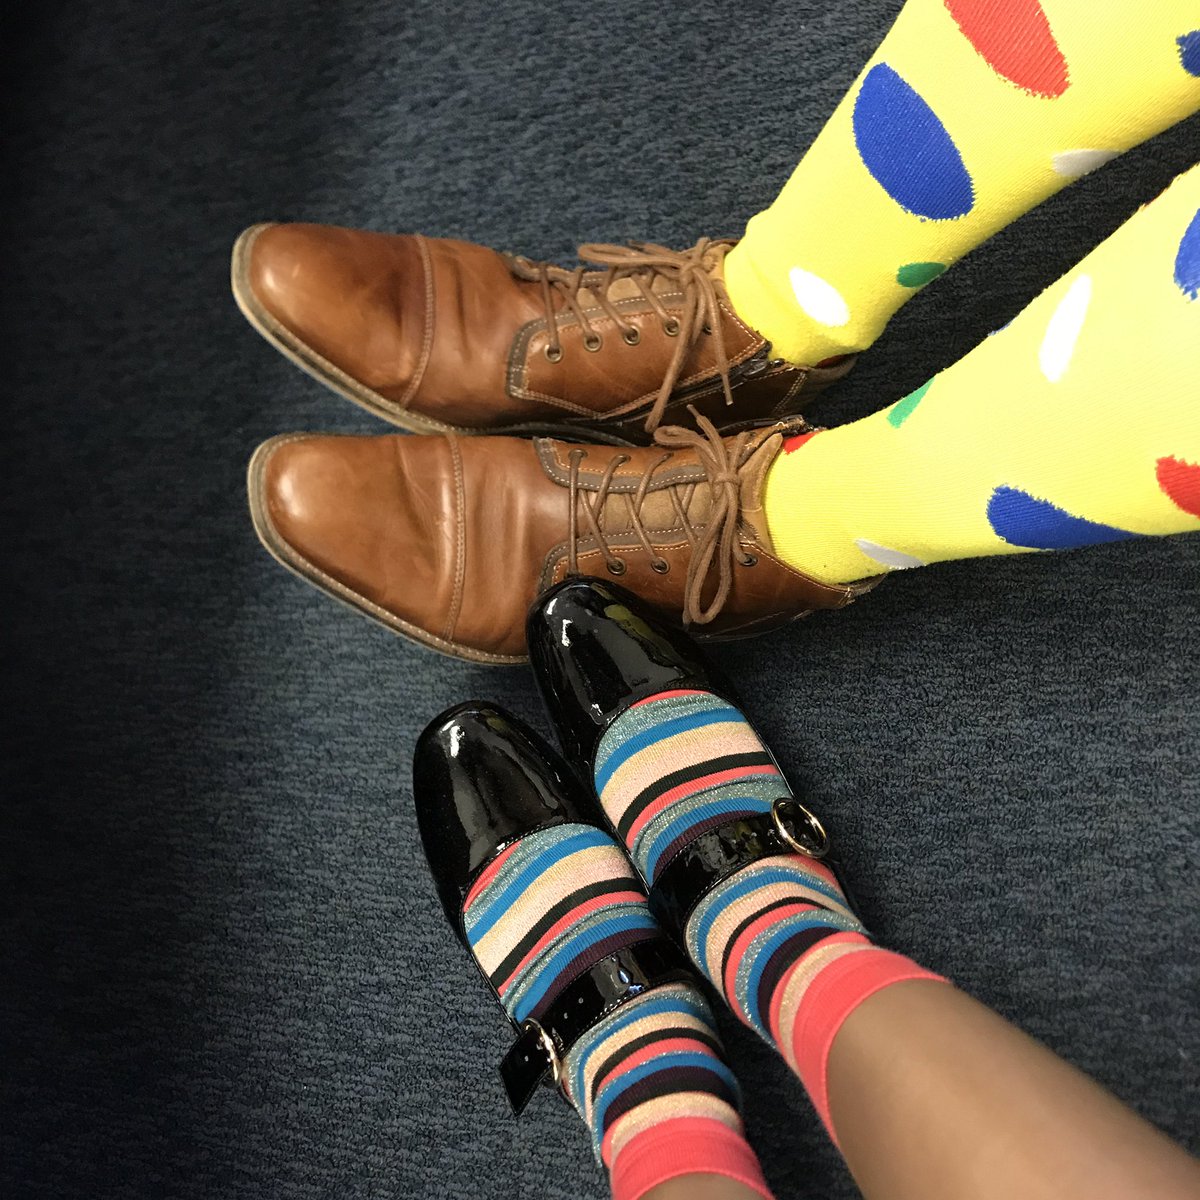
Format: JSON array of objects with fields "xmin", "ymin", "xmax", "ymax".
[
  {"xmin": 1156, "ymin": 455, "xmax": 1200, "ymax": 518},
  {"xmin": 944, "ymin": 0, "xmax": 1070, "ymax": 97},
  {"xmin": 782, "ymin": 431, "xmax": 820, "ymax": 454}
]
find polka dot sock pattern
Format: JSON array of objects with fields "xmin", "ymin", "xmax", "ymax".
[
  {"xmin": 760, "ymin": 164, "xmax": 1200, "ymax": 583},
  {"xmin": 723, "ymin": 0, "xmax": 1200, "ymax": 366},
  {"xmin": 594, "ymin": 690, "xmax": 945, "ymax": 1139},
  {"xmin": 461, "ymin": 823, "xmax": 772, "ymax": 1200}
]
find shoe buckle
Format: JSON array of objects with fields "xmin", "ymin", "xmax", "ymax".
[
  {"xmin": 521, "ymin": 1017, "xmax": 562, "ymax": 1089},
  {"xmin": 771, "ymin": 796, "xmax": 829, "ymax": 859}
]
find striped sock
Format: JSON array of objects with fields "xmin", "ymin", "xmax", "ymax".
[
  {"xmin": 461, "ymin": 822, "xmax": 773, "ymax": 1200},
  {"xmin": 594, "ymin": 691, "xmax": 945, "ymax": 1140}
]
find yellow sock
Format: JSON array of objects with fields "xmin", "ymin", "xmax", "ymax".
[
  {"xmin": 725, "ymin": 0, "xmax": 1200, "ymax": 365},
  {"xmin": 762, "ymin": 164, "xmax": 1200, "ymax": 583}
]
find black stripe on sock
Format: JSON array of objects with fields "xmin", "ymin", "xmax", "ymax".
[
  {"xmin": 754, "ymin": 926, "xmax": 845, "ymax": 1028},
  {"xmin": 588, "ymin": 1025, "xmax": 724, "ymax": 1105},
  {"xmin": 615, "ymin": 751, "xmax": 776, "ymax": 842},
  {"xmin": 487, "ymin": 878, "xmax": 640, "ymax": 988},
  {"xmin": 599, "ymin": 1064, "xmax": 738, "ymax": 1134},
  {"xmin": 717, "ymin": 896, "xmax": 832, "ymax": 985}
]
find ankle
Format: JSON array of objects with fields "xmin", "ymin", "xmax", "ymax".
[
  {"xmin": 761, "ymin": 426, "xmax": 886, "ymax": 584},
  {"xmin": 564, "ymin": 984, "xmax": 771, "ymax": 1200},
  {"xmin": 615, "ymin": 1128, "xmax": 773, "ymax": 1200},
  {"xmin": 724, "ymin": 229, "xmax": 877, "ymax": 368},
  {"xmin": 643, "ymin": 1173, "xmax": 770, "ymax": 1200}
]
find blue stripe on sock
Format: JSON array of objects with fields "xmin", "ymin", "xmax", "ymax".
[
  {"xmin": 501, "ymin": 903, "xmax": 642, "ymax": 1016},
  {"xmin": 595, "ymin": 707, "xmax": 741, "ymax": 793},
  {"xmin": 591, "ymin": 1051, "xmax": 738, "ymax": 1134},
  {"xmin": 629, "ymin": 766, "xmax": 784, "ymax": 872},
  {"xmin": 464, "ymin": 826, "xmax": 611, "ymax": 943},
  {"xmin": 568, "ymin": 988, "xmax": 711, "ymax": 1107},
  {"xmin": 687, "ymin": 864, "xmax": 852, "ymax": 972},
  {"xmin": 736, "ymin": 909, "xmax": 855, "ymax": 1035}
]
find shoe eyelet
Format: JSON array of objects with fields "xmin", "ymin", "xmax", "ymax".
[
  {"xmin": 702, "ymin": 322, "xmax": 713, "ymax": 335},
  {"xmin": 650, "ymin": 558, "xmax": 670, "ymax": 574},
  {"xmin": 607, "ymin": 560, "xmax": 627, "ymax": 576},
  {"xmin": 741, "ymin": 554, "xmax": 758, "ymax": 568},
  {"xmin": 622, "ymin": 327, "xmax": 640, "ymax": 346},
  {"xmin": 544, "ymin": 344, "xmax": 563, "ymax": 363},
  {"xmin": 583, "ymin": 333, "xmax": 603, "ymax": 352},
  {"xmin": 662, "ymin": 318, "xmax": 681, "ymax": 337}
]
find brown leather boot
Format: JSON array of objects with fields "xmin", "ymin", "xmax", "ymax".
[
  {"xmin": 246, "ymin": 414, "xmax": 878, "ymax": 663},
  {"xmin": 232, "ymin": 224, "xmax": 854, "ymax": 445}
]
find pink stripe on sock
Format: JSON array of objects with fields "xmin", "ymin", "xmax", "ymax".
[
  {"xmin": 789, "ymin": 947, "xmax": 946, "ymax": 1142},
  {"xmin": 463, "ymin": 840, "xmax": 522, "ymax": 910},
  {"xmin": 610, "ymin": 1117, "xmax": 775, "ymax": 1200},
  {"xmin": 627, "ymin": 764, "xmax": 782, "ymax": 843},
  {"xmin": 766, "ymin": 931, "xmax": 868, "ymax": 1046},
  {"xmin": 628, "ymin": 689, "xmax": 713, "ymax": 710},
  {"xmin": 592, "ymin": 1034, "xmax": 717, "ymax": 1098},
  {"xmin": 721, "ymin": 901, "xmax": 827, "ymax": 1007},
  {"xmin": 495, "ymin": 889, "xmax": 647, "ymax": 995},
  {"xmin": 790, "ymin": 855, "xmax": 842, "ymax": 892}
]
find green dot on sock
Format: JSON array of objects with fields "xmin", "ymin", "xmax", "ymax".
[
  {"xmin": 887, "ymin": 377, "xmax": 933, "ymax": 428},
  {"xmin": 896, "ymin": 261, "xmax": 946, "ymax": 288}
]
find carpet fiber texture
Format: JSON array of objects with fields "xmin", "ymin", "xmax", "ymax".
[{"xmin": 3, "ymin": 3, "xmax": 1197, "ymax": 1197}]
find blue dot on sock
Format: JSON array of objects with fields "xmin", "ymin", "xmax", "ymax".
[
  {"xmin": 852, "ymin": 63, "xmax": 975, "ymax": 220},
  {"xmin": 1177, "ymin": 31, "xmax": 1200, "ymax": 76},
  {"xmin": 987, "ymin": 486, "xmax": 1138, "ymax": 550},
  {"xmin": 1174, "ymin": 206, "xmax": 1200, "ymax": 300}
]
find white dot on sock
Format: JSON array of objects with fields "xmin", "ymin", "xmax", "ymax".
[
  {"xmin": 1038, "ymin": 273, "xmax": 1092, "ymax": 383},
  {"xmin": 789, "ymin": 266, "xmax": 851, "ymax": 327},
  {"xmin": 855, "ymin": 539, "xmax": 926, "ymax": 570},
  {"xmin": 1052, "ymin": 148, "xmax": 1119, "ymax": 179}
]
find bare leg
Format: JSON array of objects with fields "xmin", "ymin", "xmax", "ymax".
[
  {"xmin": 829, "ymin": 981, "xmax": 1200, "ymax": 1200},
  {"xmin": 648, "ymin": 983, "xmax": 1200, "ymax": 1200},
  {"xmin": 590, "ymin": 687, "xmax": 1200, "ymax": 1200}
]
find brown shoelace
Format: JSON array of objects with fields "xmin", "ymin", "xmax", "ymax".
[
  {"xmin": 565, "ymin": 409, "xmax": 758, "ymax": 626},
  {"xmin": 511, "ymin": 238, "xmax": 737, "ymax": 433}
]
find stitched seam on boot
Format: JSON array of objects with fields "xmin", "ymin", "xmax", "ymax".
[
  {"xmin": 770, "ymin": 369, "xmax": 810, "ymax": 416},
  {"xmin": 253, "ymin": 437, "xmax": 519, "ymax": 663},
  {"xmin": 443, "ymin": 434, "xmax": 467, "ymax": 641},
  {"xmin": 396, "ymin": 233, "xmax": 436, "ymax": 412}
]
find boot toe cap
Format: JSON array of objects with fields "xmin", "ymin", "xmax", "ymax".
[
  {"xmin": 248, "ymin": 432, "xmax": 459, "ymax": 645},
  {"xmin": 237, "ymin": 222, "xmax": 425, "ymax": 400}
]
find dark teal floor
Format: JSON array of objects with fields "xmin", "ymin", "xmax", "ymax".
[{"xmin": 3, "ymin": 3, "xmax": 1198, "ymax": 1196}]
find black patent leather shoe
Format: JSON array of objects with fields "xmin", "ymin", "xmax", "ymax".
[
  {"xmin": 413, "ymin": 701, "xmax": 692, "ymax": 1114},
  {"xmin": 526, "ymin": 579, "xmax": 857, "ymax": 936}
]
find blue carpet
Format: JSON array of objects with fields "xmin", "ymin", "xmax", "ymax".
[{"xmin": 3, "ymin": 2, "xmax": 1198, "ymax": 1196}]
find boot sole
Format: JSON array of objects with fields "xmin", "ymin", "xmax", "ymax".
[{"xmin": 246, "ymin": 433, "xmax": 529, "ymax": 666}]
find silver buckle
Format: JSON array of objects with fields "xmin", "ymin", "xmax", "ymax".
[
  {"xmin": 522, "ymin": 1018, "xmax": 562, "ymax": 1089},
  {"xmin": 771, "ymin": 797, "xmax": 830, "ymax": 859}
]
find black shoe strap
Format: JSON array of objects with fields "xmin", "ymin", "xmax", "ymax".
[
  {"xmin": 648, "ymin": 799, "xmax": 854, "ymax": 936},
  {"xmin": 499, "ymin": 934, "xmax": 692, "ymax": 1114}
]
